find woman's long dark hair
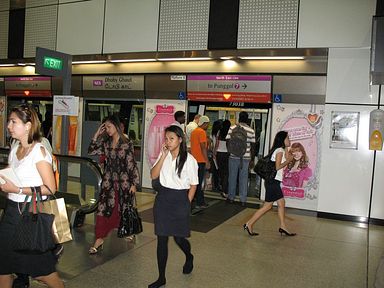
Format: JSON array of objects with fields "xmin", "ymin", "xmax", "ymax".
[
  {"xmin": 269, "ymin": 130, "xmax": 288, "ymax": 155},
  {"xmin": 165, "ymin": 125, "xmax": 187, "ymax": 178},
  {"xmin": 211, "ymin": 119, "xmax": 223, "ymax": 138},
  {"xmin": 103, "ymin": 114, "xmax": 128, "ymax": 143},
  {"xmin": 218, "ymin": 120, "xmax": 231, "ymax": 140}
]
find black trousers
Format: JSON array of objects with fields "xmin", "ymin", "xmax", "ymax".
[{"xmin": 195, "ymin": 163, "xmax": 206, "ymax": 205}]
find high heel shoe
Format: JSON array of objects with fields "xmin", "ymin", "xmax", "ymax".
[
  {"xmin": 243, "ymin": 224, "xmax": 259, "ymax": 236},
  {"xmin": 88, "ymin": 243, "xmax": 104, "ymax": 254},
  {"xmin": 279, "ymin": 228, "xmax": 296, "ymax": 236}
]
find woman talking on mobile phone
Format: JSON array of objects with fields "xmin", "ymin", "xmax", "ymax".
[{"xmin": 148, "ymin": 125, "xmax": 199, "ymax": 288}]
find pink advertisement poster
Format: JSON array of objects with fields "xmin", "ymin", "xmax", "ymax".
[
  {"xmin": 272, "ymin": 103, "xmax": 324, "ymax": 210},
  {"xmin": 141, "ymin": 99, "xmax": 186, "ymax": 188}
]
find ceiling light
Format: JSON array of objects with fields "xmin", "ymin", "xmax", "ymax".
[
  {"xmin": 220, "ymin": 56, "xmax": 234, "ymax": 60},
  {"xmin": 238, "ymin": 56, "xmax": 305, "ymax": 60},
  {"xmin": 72, "ymin": 60, "xmax": 108, "ymax": 64},
  {"xmin": 109, "ymin": 59, "xmax": 157, "ymax": 63},
  {"xmin": 0, "ymin": 64, "xmax": 17, "ymax": 67},
  {"xmin": 157, "ymin": 57, "xmax": 211, "ymax": 61}
]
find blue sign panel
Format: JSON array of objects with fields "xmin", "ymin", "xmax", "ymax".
[{"xmin": 273, "ymin": 94, "xmax": 282, "ymax": 103}]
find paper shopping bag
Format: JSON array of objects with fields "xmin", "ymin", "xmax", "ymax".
[{"xmin": 41, "ymin": 198, "xmax": 72, "ymax": 243}]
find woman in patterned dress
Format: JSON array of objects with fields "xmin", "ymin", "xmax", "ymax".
[{"xmin": 88, "ymin": 115, "xmax": 140, "ymax": 254}]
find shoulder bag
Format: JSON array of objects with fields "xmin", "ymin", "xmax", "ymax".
[
  {"xmin": 117, "ymin": 193, "xmax": 143, "ymax": 238},
  {"xmin": 13, "ymin": 186, "xmax": 56, "ymax": 254}
]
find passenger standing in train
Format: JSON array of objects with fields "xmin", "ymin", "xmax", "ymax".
[
  {"xmin": 213, "ymin": 120, "xmax": 231, "ymax": 199},
  {"xmin": 226, "ymin": 111, "xmax": 256, "ymax": 206},
  {"xmin": 87, "ymin": 115, "xmax": 140, "ymax": 254},
  {"xmin": 209, "ymin": 119, "xmax": 223, "ymax": 192},
  {"xmin": 185, "ymin": 114, "xmax": 201, "ymax": 148},
  {"xmin": 149, "ymin": 125, "xmax": 198, "ymax": 288},
  {"xmin": 0, "ymin": 104, "xmax": 64, "ymax": 288},
  {"xmin": 171, "ymin": 110, "xmax": 186, "ymax": 130},
  {"xmin": 243, "ymin": 131, "xmax": 296, "ymax": 237},
  {"xmin": 190, "ymin": 115, "xmax": 210, "ymax": 208}
]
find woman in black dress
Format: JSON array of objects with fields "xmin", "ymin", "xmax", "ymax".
[
  {"xmin": 243, "ymin": 131, "xmax": 296, "ymax": 237},
  {"xmin": 149, "ymin": 125, "xmax": 199, "ymax": 288}
]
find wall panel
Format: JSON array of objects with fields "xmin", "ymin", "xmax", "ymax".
[
  {"xmin": 298, "ymin": 0, "xmax": 375, "ymax": 48},
  {"xmin": 57, "ymin": 0, "xmax": 104, "ymax": 55},
  {"xmin": 24, "ymin": 5, "xmax": 57, "ymax": 57},
  {"xmin": 0, "ymin": 1, "xmax": 9, "ymax": 11},
  {"xmin": 103, "ymin": 0, "xmax": 159, "ymax": 53},
  {"xmin": 0, "ymin": 11, "xmax": 8, "ymax": 59},
  {"xmin": 238, "ymin": 0, "xmax": 298, "ymax": 49},
  {"xmin": 317, "ymin": 104, "xmax": 374, "ymax": 217},
  {"xmin": 326, "ymin": 48, "xmax": 379, "ymax": 105},
  {"xmin": 371, "ymin": 147, "xmax": 384, "ymax": 220},
  {"xmin": 26, "ymin": 0, "xmax": 58, "ymax": 8},
  {"xmin": 158, "ymin": 0, "xmax": 209, "ymax": 51}
]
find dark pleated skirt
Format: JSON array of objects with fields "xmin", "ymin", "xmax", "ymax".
[
  {"xmin": 0, "ymin": 200, "xmax": 57, "ymax": 277},
  {"xmin": 152, "ymin": 178, "xmax": 191, "ymax": 238},
  {"xmin": 264, "ymin": 179, "xmax": 284, "ymax": 202}
]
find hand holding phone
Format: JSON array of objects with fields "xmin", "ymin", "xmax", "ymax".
[{"xmin": 161, "ymin": 144, "xmax": 169, "ymax": 157}]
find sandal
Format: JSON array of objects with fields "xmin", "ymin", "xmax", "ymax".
[
  {"xmin": 88, "ymin": 243, "xmax": 103, "ymax": 254},
  {"xmin": 125, "ymin": 235, "xmax": 136, "ymax": 241}
]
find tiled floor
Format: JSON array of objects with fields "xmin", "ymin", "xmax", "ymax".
[{"xmin": 28, "ymin": 192, "xmax": 384, "ymax": 288}]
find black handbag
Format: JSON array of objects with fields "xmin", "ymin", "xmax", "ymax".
[
  {"xmin": 254, "ymin": 154, "xmax": 277, "ymax": 181},
  {"xmin": 13, "ymin": 187, "xmax": 56, "ymax": 254},
  {"xmin": 117, "ymin": 193, "xmax": 143, "ymax": 238}
]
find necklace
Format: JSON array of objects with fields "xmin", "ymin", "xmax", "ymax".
[{"xmin": 17, "ymin": 143, "xmax": 33, "ymax": 161}]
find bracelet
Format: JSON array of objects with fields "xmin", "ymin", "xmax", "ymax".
[{"xmin": 18, "ymin": 187, "xmax": 23, "ymax": 195}]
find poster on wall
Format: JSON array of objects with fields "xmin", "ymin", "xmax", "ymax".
[
  {"xmin": 330, "ymin": 111, "xmax": 360, "ymax": 150},
  {"xmin": 271, "ymin": 103, "xmax": 324, "ymax": 210},
  {"xmin": 141, "ymin": 99, "xmax": 186, "ymax": 188},
  {"xmin": 52, "ymin": 98, "xmax": 83, "ymax": 156}
]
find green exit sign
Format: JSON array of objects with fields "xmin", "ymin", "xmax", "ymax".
[{"xmin": 43, "ymin": 56, "xmax": 63, "ymax": 70}]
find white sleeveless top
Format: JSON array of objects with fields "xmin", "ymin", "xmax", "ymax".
[
  {"xmin": 271, "ymin": 147, "xmax": 286, "ymax": 182},
  {"xmin": 7, "ymin": 143, "xmax": 52, "ymax": 203}
]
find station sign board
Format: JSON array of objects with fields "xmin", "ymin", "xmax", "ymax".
[
  {"xmin": 5, "ymin": 76, "xmax": 51, "ymax": 97},
  {"xmin": 83, "ymin": 75, "xmax": 144, "ymax": 91},
  {"xmin": 187, "ymin": 75, "xmax": 272, "ymax": 103}
]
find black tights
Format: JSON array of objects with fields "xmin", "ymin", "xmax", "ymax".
[{"xmin": 156, "ymin": 235, "xmax": 192, "ymax": 281}]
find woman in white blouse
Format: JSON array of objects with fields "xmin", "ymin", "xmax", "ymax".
[
  {"xmin": 243, "ymin": 131, "xmax": 296, "ymax": 237},
  {"xmin": 0, "ymin": 104, "xmax": 63, "ymax": 288},
  {"xmin": 149, "ymin": 125, "xmax": 198, "ymax": 288}
]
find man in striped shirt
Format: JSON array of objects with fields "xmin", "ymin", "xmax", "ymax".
[{"xmin": 226, "ymin": 111, "xmax": 256, "ymax": 206}]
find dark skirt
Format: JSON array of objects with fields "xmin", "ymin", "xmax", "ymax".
[
  {"xmin": 0, "ymin": 200, "xmax": 57, "ymax": 277},
  {"xmin": 152, "ymin": 178, "xmax": 191, "ymax": 238},
  {"xmin": 264, "ymin": 179, "xmax": 284, "ymax": 202}
]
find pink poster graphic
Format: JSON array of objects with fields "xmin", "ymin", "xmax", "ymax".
[
  {"xmin": 146, "ymin": 104, "xmax": 175, "ymax": 166},
  {"xmin": 272, "ymin": 104, "xmax": 324, "ymax": 210},
  {"xmin": 142, "ymin": 99, "xmax": 186, "ymax": 188}
]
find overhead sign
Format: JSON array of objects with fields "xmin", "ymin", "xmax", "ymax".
[
  {"xmin": 35, "ymin": 47, "xmax": 71, "ymax": 77},
  {"xmin": 5, "ymin": 77, "xmax": 51, "ymax": 97},
  {"xmin": 187, "ymin": 75, "xmax": 272, "ymax": 103},
  {"xmin": 43, "ymin": 56, "xmax": 63, "ymax": 71},
  {"xmin": 83, "ymin": 75, "xmax": 144, "ymax": 91},
  {"xmin": 53, "ymin": 95, "xmax": 79, "ymax": 116}
]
